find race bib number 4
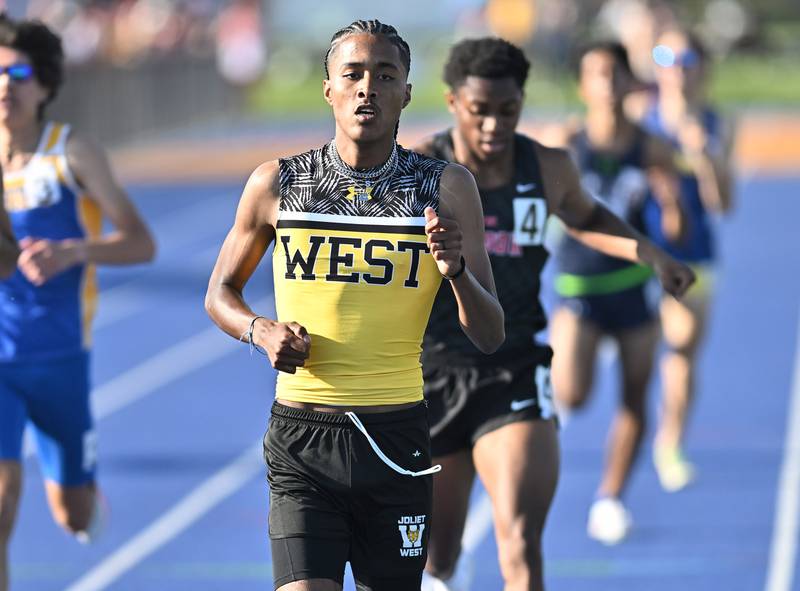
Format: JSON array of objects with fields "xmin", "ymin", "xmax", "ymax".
[{"xmin": 512, "ymin": 198, "xmax": 547, "ymax": 246}]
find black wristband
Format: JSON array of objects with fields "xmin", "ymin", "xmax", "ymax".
[{"xmin": 443, "ymin": 256, "xmax": 466, "ymax": 281}]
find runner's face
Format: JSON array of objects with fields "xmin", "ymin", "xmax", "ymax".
[
  {"xmin": 448, "ymin": 76, "xmax": 522, "ymax": 161},
  {"xmin": 655, "ymin": 32, "xmax": 706, "ymax": 99},
  {"xmin": 324, "ymin": 34, "xmax": 411, "ymax": 143},
  {"xmin": 0, "ymin": 46, "xmax": 48, "ymax": 127},
  {"xmin": 579, "ymin": 49, "xmax": 629, "ymax": 109}
]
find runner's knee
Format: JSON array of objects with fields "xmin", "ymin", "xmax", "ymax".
[
  {"xmin": 556, "ymin": 382, "xmax": 590, "ymax": 410},
  {"xmin": 54, "ymin": 508, "xmax": 91, "ymax": 534},
  {"xmin": 497, "ymin": 522, "xmax": 543, "ymax": 583},
  {"xmin": 426, "ymin": 544, "xmax": 460, "ymax": 580},
  {"xmin": 620, "ymin": 381, "xmax": 649, "ymax": 418},
  {"xmin": 49, "ymin": 490, "xmax": 94, "ymax": 534},
  {"xmin": 0, "ymin": 489, "xmax": 20, "ymax": 541}
]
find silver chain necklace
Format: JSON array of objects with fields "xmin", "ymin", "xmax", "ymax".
[{"xmin": 327, "ymin": 141, "xmax": 398, "ymax": 202}]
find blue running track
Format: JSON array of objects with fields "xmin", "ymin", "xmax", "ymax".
[{"xmin": 8, "ymin": 174, "xmax": 800, "ymax": 591}]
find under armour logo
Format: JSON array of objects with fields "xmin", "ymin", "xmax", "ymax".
[{"xmin": 346, "ymin": 185, "xmax": 373, "ymax": 201}]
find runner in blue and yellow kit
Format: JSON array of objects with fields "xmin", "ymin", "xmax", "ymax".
[
  {"xmin": 0, "ymin": 173, "xmax": 17, "ymax": 276},
  {"xmin": 640, "ymin": 29, "xmax": 735, "ymax": 492},
  {"xmin": 0, "ymin": 15, "xmax": 155, "ymax": 591}
]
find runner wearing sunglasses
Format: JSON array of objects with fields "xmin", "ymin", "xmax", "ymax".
[
  {"xmin": 0, "ymin": 15, "xmax": 155, "ymax": 591},
  {"xmin": 640, "ymin": 29, "xmax": 735, "ymax": 492}
]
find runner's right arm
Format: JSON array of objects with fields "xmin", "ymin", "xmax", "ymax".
[
  {"xmin": 0, "ymin": 169, "xmax": 20, "ymax": 278},
  {"xmin": 205, "ymin": 161, "xmax": 310, "ymax": 374}
]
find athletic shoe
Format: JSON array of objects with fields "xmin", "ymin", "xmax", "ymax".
[
  {"xmin": 75, "ymin": 490, "xmax": 109, "ymax": 544},
  {"xmin": 421, "ymin": 558, "xmax": 473, "ymax": 591},
  {"xmin": 587, "ymin": 497, "xmax": 632, "ymax": 545},
  {"xmin": 422, "ymin": 571, "xmax": 456, "ymax": 591},
  {"xmin": 653, "ymin": 443, "xmax": 696, "ymax": 492}
]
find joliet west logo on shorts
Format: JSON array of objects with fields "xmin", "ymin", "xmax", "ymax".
[{"xmin": 398, "ymin": 514, "xmax": 426, "ymax": 557}]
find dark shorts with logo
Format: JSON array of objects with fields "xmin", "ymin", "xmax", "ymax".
[
  {"xmin": 559, "ymin": 283, "xmax": 656, "ymax": 333},
  {"xmin": 264, "ymin": 401, "xmax": 434, "ymax": 591},
  {"xmin": 423, "ymin": 345, "xmax": 555, "ymax": 457}
]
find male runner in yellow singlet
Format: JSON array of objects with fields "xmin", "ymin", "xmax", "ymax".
[{"xmin": 205, "ymin": 19, "xmax": 504, "ymax": 591}]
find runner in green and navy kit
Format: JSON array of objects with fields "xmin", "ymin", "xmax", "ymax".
[{"xmin": 551, "ymin": 40, "xmax": 685, "ymax": 546}]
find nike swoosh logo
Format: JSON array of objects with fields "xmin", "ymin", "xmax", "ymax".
[
  {"xmin": 510, "ymin": 398, "xmax": 537, "ymax": 412},
  {"xmin": 516, "ymin": 182, "xmax": 537, "ymax": 193}
]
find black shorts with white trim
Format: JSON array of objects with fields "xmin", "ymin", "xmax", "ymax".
[
  {"xmin": 423, "ymin": 344, "xmax": 555, "ymax": 457},
  {"xmin": 264, "ymin": 401, "xmax": 433, "ymax": 590}
]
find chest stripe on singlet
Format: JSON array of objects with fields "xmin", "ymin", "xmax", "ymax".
[
  {"xmin": 277, "ymin": 212, "xmax": 426, "ymax": 235},
  {"xmin": 555, "ymin": 264, "xmax": 653, "ymax": 297}
]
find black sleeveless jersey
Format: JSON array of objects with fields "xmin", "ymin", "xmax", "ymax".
[
  {"xmin": 555, "ymin": 127, "xmax": 648, "ymax": 277},
  {"xmin": 422, "ymin": 130, "xmax": 550, "ymax": 367}
]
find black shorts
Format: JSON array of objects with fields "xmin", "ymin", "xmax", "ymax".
[
  {"xmin": 559, "ymin": 283, "xmax": 656, "ymax": 333},
  {"xmin": 264, "ymin": 401, "xmax": 434, "ymax": 590},
  {"xmin": 423, "ymin": 345, "xmax": 555, "ymax": 457}
]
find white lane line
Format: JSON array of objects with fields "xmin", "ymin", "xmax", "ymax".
[
  {"xmin": 24, "ymin": 296, "xmax": 274, "ymax": 459},
  {"xmin": 94, "ymin": 191, "xmax": 234, "ymax": 330},
  {"xmin": 94, "ymin": 294, "xmax": 272, "ymax": 420},
  {"xmin": 94, "ymin": 243, "xmax": 224, "ymax": 329},
  {"xmin": 63, "ymin": 441, "xmax": 265, "ymax": 591},
  {"xmin": 764, "ymin": 312, "xmax": 800, "ymax": 591}
]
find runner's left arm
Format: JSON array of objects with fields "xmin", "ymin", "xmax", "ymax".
[
  {"xmin": 17, "ymin": 133, "xmax": 155, "ymax": 285},
  {"xmin": 645, "ymin": 134, "xmax": 686, "ymax": 243},
  {"xmin": 540, "ymin": 144, "xmax": 695, "ymax": 298},
  {"xmin": 676, "ymin": 113, "xmax": 735, "ymax": 214},
  {"xmin": 433, "ymin": 163, "xmax": 504, "ymax": 353},
  {"xmin": 0, "ymin": 168, "xmax": 20, "ymax": 278}
]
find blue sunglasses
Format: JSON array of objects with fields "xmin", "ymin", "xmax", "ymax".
[
  {"xmin": 674, "ymin": 50, "xmax": 700, "ymax": 69},
  {"xmin": 0, "ymin": 63, "xmax": 34, "ymax": 82}
]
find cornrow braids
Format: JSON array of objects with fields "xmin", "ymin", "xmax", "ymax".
[{"xmin": 324, "ymin": 19, "xmax": 411, "ymax": 79}]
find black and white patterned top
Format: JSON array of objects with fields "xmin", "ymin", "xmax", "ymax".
[{"xmin": 279, "ymin": 142, "xmax": 446, "ymax": 217}]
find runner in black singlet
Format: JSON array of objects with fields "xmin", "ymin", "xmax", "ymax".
[{"xmin": 417, "ymin": 38, "xmax": 693, "ymax": 591}]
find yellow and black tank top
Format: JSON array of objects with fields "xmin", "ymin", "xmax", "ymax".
[{"xmin": 273, "ymin": 142, "xmax": 448, "ymax": 406}]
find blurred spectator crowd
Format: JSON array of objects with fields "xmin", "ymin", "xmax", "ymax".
[{"xmin": 21, "ymin": 0, "xmax": 266, "ymax": 84}]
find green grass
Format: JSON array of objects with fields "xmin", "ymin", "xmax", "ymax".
[
  {"xmin": 247, "ymin": 55, "xmax": 800, "ymax": 117},
  {"xmin": 710, "ymin": 56, "xmax": 800, "ymax": 107}
]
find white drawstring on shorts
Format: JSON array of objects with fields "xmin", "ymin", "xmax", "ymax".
[{"xmin": 345, "ymin": 412, "xmax": 442, "ymax": 477}]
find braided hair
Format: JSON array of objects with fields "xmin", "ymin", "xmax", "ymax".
[{"xmin": 324, "ymin": 19, "xmax": 411, "ymax": 79}]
